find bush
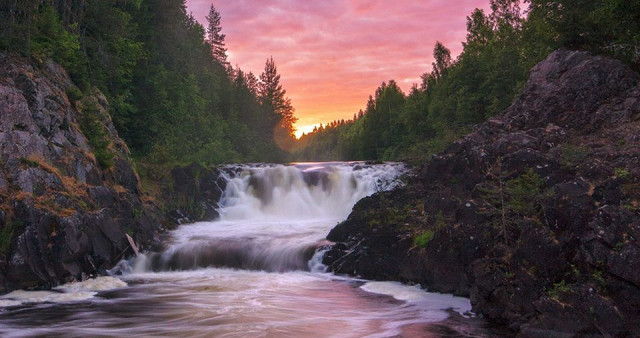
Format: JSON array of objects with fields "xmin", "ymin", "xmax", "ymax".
[
  {"xmin": 79, "ymin": 102, "xmax": 115, "ymax": 169},
  {"xmin": 505, "ymin": 168, "xmax": 546, "ymax": 217},
  {"xmin": 548, "ymin": 280, "xmax": 571, "ymax": 300}
]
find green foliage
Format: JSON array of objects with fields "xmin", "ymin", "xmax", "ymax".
[
  {"xmin": 65, "ymin": 86, "xmax": 84, "ymax": 103},
  {"xmin": 0, "ymin": 224, "xmax": 13, "ymax": 254},
  {"xmin": 592, "ymin": 270, "xmax": 607, "ymax": 289},
  {"xmin": 0, "ymin": 220, "xmax": 24, "ymax": 255},
  {"xmin": 19, "ymin": 157, "xmax": 40, "ymax": 168},
  {"xmin": 504, "ymin": 168, "xmax": 546, "ymax": 216},
  {"xmin": 559, "ymin": 144, "xmax": 589, "ymax": 169},
  {"xmin": 79, "ymin": 102, "xmax": 115, "ymax": 169},
  {"xmin": 1, "ymin": 0, "xmax": 289, "ymax": 169},
  {"xmin": 614, "ymin": 167, "xmax": 630, "ymax": 180},
  {"xmin": 294, "ymin": 0, "xmax": 640, "ymax": 162},
  {"xmin": 413, "ymin": 230, "xmax": 435, "ymax": 248},
  {"xmin": 548, "ymin": 280, "xmax": 571, "ymax": 300},
  {"xmin": 294, "ymin": 1, "xmax": 534, "ymax": 161}
]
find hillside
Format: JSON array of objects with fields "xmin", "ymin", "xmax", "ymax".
[
  {"xmin": 0, "ymin": 54, "xmax": 162, "ymax": 291},
  {"xmin": 323, "ymin": 50, "xmax": 640, "ymax": 337}
]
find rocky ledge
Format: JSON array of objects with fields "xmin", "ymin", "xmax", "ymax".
[
  {"xmin": 323, "ymin": 50, "xmax": 640, "ymax": 337},
  {"xmin": 0, "ymin": 54, "xmax": 162, "ymax": 292}
]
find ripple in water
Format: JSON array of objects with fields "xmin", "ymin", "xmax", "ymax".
[{"xmin": 0, "ymin": 162, "xmax": 501, "ymax": 337}]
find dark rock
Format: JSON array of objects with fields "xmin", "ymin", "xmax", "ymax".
[
  {"xmin": 323, "ymin": 50, "xmax": 640, "ymax": 336},
  {"xmin": 163, "ymin": 162, "xmax": 226, "ymax": 223},
  {"xmin": 0, "ymin": 55, "xmax": 162, "ymax": 293}
]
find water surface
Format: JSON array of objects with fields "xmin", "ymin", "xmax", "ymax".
[{"xmin": 0, "ymin": 163, "xmax": 495, "ymax": 337}]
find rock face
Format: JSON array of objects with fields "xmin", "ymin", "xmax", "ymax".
[
  {"xmin": 0, "ymin": 54, "xmax": 162, "ymax": 292},
  {"xmin": 324, "ymin": 50, "xmax": 640, "ymax": 337},
  {"xmin": 164, "ymin": 163, "xmax": 227, "ymax": 225}
]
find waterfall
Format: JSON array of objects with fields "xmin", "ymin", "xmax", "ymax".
[{"xmin": 120, "ymin": 162, "xmax": 405, "ymax": 274}]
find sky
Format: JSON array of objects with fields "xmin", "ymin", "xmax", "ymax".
[{"xmin": 186, "ymin": 0, "xmax": 491, "ymax": 137}]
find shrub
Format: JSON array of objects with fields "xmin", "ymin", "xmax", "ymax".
[
  {"xmin": 548, "ymin": 280, "xmax": 571, "ymax": 300},
  {"xmin": 505, "ymin": 168, "xmax": 546, "ymax": 217},
  {"xmin": 65, "ymin": 86, "xmax": 84, "ymax": 102},
  {"xmin": 79, "ymin": 102, "xmax": 115, "ymax": 169}
]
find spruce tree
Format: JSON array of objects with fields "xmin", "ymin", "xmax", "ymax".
[
  {"xmin": 258, "ymin": 57, "xmax": 297, "ymax": 150},
  {"xmin": 206, "ymin": 4, "xmax": 228, "ymax": 66}
]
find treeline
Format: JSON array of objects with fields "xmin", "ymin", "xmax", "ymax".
[
  {"xmin": 293, "ymin": 0, "xmax": 640, "ymax": 162},
  {"xmin": 0, "ymin": 0, "xmax": 296, "ymax": 166}
]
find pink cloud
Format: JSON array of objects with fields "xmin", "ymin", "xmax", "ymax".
[{"xmin": 186, "ymin": 0, "xmax": 491, "ymax": 134}]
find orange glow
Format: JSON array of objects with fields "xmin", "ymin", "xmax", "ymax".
[{"xmin": 187, "ymin": 0, "xmax": 491, "ymax": 133}]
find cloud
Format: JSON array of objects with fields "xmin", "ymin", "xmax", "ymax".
[{"xmin": 186, "ymin": 0, "xmax": 491, "ymax": 129}]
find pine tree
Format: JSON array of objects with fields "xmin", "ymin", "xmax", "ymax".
[
  {"xmin": 206, "ymin": 4, "xmax": 228, "ymax": 66},
  {"xmin": 258, "ymin": 57, "xmax": 297, "ymax": 151}
]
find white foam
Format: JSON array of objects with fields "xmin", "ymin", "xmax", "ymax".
[
  {"xmin": 0, "ymin": 276, "xmax": 127, "ymax": 307},
  {"xmin": 54, "ymin": 276, "xmax": 127, "ymax": 292},
  {"xmin": 360, "ymin": 281, "xmax": 472, "ymax": 315},
  {"xmin": 0, "ymin": 290, "xmax": 96, "ymax": 305},
  {"xmin": 217, "ymin": 162, "xmax": 405, "ymax": 221}
]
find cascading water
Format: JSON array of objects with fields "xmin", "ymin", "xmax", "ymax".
[
  {"xmin": 0, "ymin": 162, "xmax": 495, "ymax": 337},
  {"xmin": 124, "ymin": 162, "xmax": 406, "ymax": 274}
]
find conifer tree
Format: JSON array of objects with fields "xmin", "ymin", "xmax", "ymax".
[
  {"xmin": 258, "ymin": 57, "xmax": 297, "ymax": 150},
  {"xmin": 206, "ymin": 4, "xmax": 228, "ymax": 66}
]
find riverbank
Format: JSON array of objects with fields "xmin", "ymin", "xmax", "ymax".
[{"xmin": 323, "ymin": 50, "xmax": 640, "ymax": 337}]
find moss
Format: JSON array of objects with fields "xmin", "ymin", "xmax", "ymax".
[
  {"xmin": 413, "ymin": 230, "xmax": 435, "ymax": 248},
  {"xmin": 19, "ymin": 157, "xmax": 40, "ymax": 168},
  {"xmin": 614, "ymin": 167, "xmax": 631, "ymax": 180},
  {"xmin": 0, "ymin": 220, "xmax": 24, "ymax": 255},
  {"xmin": 592, "ymin": 270, "xmax": 607, "ymax": 290},
  {"xmin": 0, "ymin": 224, "xmax": 13, "ymax": 254},
  {"xmin": 559, "ymin": 144, "xmax": 589, "ymax": 169},
  {"xmin": 434, "ymin": 210, "xmax": 447, "ymax": 230}
]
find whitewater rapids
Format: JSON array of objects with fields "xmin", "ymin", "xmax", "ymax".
[{"xmin": 0, "ymin": 162, "xmax": 493, "ymax": 337}]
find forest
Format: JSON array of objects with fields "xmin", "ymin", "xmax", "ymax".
[
  {"xmin": 1, "ymin": 0, "xmax": 639, "ymax": 166},
  {"xmin": 0, "ymin": 0, "xmax": 297, "ymax": 171},
  {"xmin": 293, "ymin": 0, "xmax": 640, "ymax": 162}
]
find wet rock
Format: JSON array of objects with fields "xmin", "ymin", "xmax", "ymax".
[
  {"xmin": 165, "ymin": 163, "xmax": 225, "ymax": 223},
  {"xmin": 324, "ymin": 50, "xmax": 640, "ymax": 336}
]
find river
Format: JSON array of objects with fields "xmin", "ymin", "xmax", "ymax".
[{"xmin": 0, "ymin": 162, "xmax": 493, "ymax": 337}]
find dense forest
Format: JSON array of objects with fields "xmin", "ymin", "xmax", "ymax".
[
  {"xmin": 0, "ymin": 0, "xmax": 297, "ymax": 169},
  {"xmin": 293, "ymin": 0, "xmax": 640, "ymax": 162},
  {"xmin": 1, "ymin": 0, "xmax": 639, "ymax": 166}
]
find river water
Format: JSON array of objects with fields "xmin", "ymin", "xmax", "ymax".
[{"xmin": 0, "ymin": 162, "xmax": 493, "ymax": 337}]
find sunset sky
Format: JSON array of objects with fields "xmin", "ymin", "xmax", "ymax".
[{"xmin": 186, "ymin": 0, "xmax": 491, "ymax": 137}]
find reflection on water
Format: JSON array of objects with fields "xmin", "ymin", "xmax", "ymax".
[
  {"xmin": 0, "ymin": 269, "xmax": 498, "ymax": 337},
  {"xmin": 0, "ymin": 163, "xmax": 503, "ymax": 337}
]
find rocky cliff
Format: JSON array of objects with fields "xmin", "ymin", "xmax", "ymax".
[
  {"xmin": 323, "ymin": 50, "xmax": 640, "ymax": 337},
  {"xmin": 0, "ymin": 54, "xmax": 162, "ymax": 292}
]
